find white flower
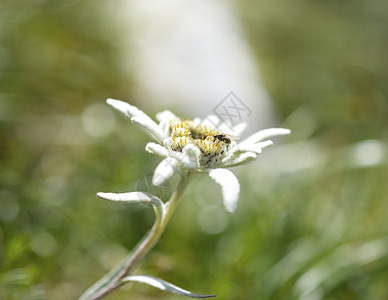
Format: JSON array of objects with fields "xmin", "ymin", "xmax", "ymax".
[{"xmin": 107, "ymin": 98, "xmax": 291, "ymax": 213}]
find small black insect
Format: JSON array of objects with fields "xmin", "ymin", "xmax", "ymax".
[{"xmin": 212, "ymin": 134, "xmax": 239, "ymax": 145}]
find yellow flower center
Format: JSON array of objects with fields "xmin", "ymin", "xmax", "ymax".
[{"xmin": 169, "ymin": 120, "xmax": 228, "ymax": 157}]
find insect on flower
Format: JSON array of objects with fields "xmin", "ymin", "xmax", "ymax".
[{"xmin": 212, "ymin": 134, "xmax": 240, "ymax": 145}]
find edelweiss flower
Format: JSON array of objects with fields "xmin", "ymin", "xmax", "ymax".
[{"xmin": 107, "ymin": 98, "xmax": 290, "ymax": 213}]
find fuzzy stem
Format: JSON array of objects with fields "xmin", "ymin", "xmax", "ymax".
[{"xmin": 79, "ymin": 176, "xmax": 189, "ymax": 300}]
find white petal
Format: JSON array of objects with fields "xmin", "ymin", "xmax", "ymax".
[
  {"xmin": 208, "ymin": 169, "xmax": 240, "ymax": 213},
  {"xmin": 222, "ymin": 152, "xmax": 257, "ymax": 167},
  {"xmin": 145, "ymin": 142, "xmax": 169, "ymax": 157},
  {"xmin": 240, "ymin": 128, "xmax": 291, "ymax": 147},
  {"xmin": 179, "ymin": 144, "xmax": 200, "ymax": 169},
  {"xmin": 130, "ymin": 116, "xmax": 165, "ymax": 144},
  {"xmin": 153, "ymin": 157, "xmax": 180, "ymax": 186},
  {"xmin": 156, "ymin": 110, "xmax": 178, "ymax": 123},
  {"xmin": 156, "ymin": 110, "xmax": 179, "ymax": 136},
  {"xmin": 254, "ymin": 140, "xmax": 275, "ymax": 149},
  {"xmin": 107, "ymin": 98, "xmax": 165, "ymax": 143},
  {"xmin": 106, "ymin": 98, "xmax": 139, "ymax": 118},
  {"xmin": 200, "ymin": 115, "xmax": 222, "ymax": 129},
  {"xmin": 97, "ymin": 192, "xmax": 163, "ymax": 208},
  {"xmin": 192, "ymin": 117, "xmax": 202, "ymax": 127},
  {"xmin": 201, "ymin": 115, "xmax": 247, "ymax": 137},
  {"xmin": 163, "ymin": 138, "xmax": 173, "ymax": 150},
  {"xmin": 216, "ymin": 122, "xmax": 234, "ymax": 135},
  {"xmin": 231, "ymin": 122, "xmax": 248, "ymax": 136},
  {"xmin": 206, "ymin": 116, "xmax": 234, "ymax": 135},
  {"xmin": 236, "ymin": 140, "xmax": 273, "ymax": 154},
  {"xmin": 168, "ymin": 145, "xmax": 200, "ymax": 170}
]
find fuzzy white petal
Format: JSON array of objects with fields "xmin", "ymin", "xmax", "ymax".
[
  {"xmin": 208, "ymin": 169, "xmax": 240, "ymax": 213},
  {"xmin": 181, "ymin": 144, "xmax": 201, "ymax": 169},
  {"xmin": 192, "ymin": 117, "xmax": 202, "ymax": 127},
  {"xmin": 240, "ymin": 128, "xmax": 291, "ymax": 147},
  {"xmin": 130, "ymin": 116, "xmax": 165, "ymax": 144},
  {"xmin": 96, "ymin": 192, "xmax": 163, "ymax": 208},
  {"xmin": 236, "ymin": 140, "xmax": 273, "ymax": 154},
  {"xmin": 156, "ymin": 110, "xmax": 179, "ymax": 136},
  {"xmin": 200, "ymin": 115, "xmax": 222, "ymax": 129},
  {"xmin": 201, "ymin": 114, "xmax": 247, "ymax": 137},
  {"xmin": 106, "ymin": 98, "xmax": 140, "ymax": 118},
  {"xmin": 107, "ymin": 98, "xmax": 165, "ymax": 143},
  {"xmin": 156, "ymin": 110, "xmax": 178, "ymax": 123},
  {"xmin": 230, "ymin": 122, "xmax": 248, "ymax": 136},
  {"xmin": 163, "ymin": 138, "xmax": 173, "ymax": 150},
  {"xmin": 222, "ymin": 152, "xmax": 257, "ymax": 167},
  {"xmin": 153, "ymin": 157, "xmax": 180, "ymax": 186},
  {"xmin": 169, "ymin": 145, "xmax": 200, "ymax": 170},
  {"xmin": 145, "ymin": 142, "xmax": 169, "ymax": 157}
]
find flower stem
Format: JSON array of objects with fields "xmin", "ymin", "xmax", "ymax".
[{"xmin": 79, "ymin": 176, "xmax": 190, "ymax": 300}]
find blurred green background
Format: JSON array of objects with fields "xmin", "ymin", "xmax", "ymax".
[{"xmin": 1, "ymin": 1, "xmax": 388, "ymax": 299}]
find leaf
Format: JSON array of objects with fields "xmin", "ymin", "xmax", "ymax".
[{"xmin": 122, "ymin": 275, "xmax": 216, "ymax": 298}]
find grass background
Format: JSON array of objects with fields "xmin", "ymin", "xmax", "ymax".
[{"xmin": 1, "ymin": 1, "xmax": 388, "ymax": 299}]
